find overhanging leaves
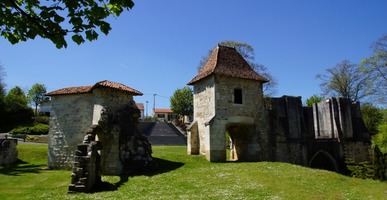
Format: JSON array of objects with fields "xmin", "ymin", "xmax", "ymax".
[{"xmin": 0, "ymin": 0, "xmax": 135, "ymax": 48}]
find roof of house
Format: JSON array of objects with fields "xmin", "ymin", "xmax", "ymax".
[
  {"xmin": 136, "ymin": 103, "xmax": 144, "ymax": 110},
  {"xmin": 154, "ymin": 108, "xmax": 174, "ymax": 113},
  {"xmin": 187, "ymin": 45, "xmax": 269, "ymax": 85},
  {"xmin": 45, "ymin": 80, "xmax": 143, "ymax": 96}
]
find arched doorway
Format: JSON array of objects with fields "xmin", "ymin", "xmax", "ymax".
[
  {"xmin": 226, "ymin": 124, "xmax": 255, "ymax": 161},
  {"xmin": 309, "ymin": 150, "xmax": 339, "ymax": 172}
]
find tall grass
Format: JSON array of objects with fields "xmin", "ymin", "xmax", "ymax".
[{"xmin": 0, "ymin": 144, "xmax": 386, "ymax": 199}]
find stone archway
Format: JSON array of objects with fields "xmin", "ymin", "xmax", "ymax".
[
  {"xmin": 227, "ymin": 124, "xmax": 255, "ymax": 161},
  {"xmin": 309, "ymin": 150, "xmax": 339, "ymax": 172}
]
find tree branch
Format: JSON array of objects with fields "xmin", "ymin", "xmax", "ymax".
[{"xmin": 7, "ymin": 0, "xmax": 63, "ymax": 39}]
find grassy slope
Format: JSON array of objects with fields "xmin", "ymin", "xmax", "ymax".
[{"xmin": 0, "ymin": 144, "xmax": 386, "ymax": 200}]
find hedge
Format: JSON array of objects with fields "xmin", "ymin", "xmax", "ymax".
[{"xmin": 9, "ymin": 123, "xmax": 49, "ymax": 135}]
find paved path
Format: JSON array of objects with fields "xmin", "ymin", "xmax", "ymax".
[
  {"xmin": 147, "ymin": 122, "xmax": 186, "ymax": 146},
  {"xmin": 0, "ymin": 133, "xmax": 9, "ymax": 139}
]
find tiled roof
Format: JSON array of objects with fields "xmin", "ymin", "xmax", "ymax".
[
  {"xmin": 136, "ymin": 103, "xmax": 144, "ymax": 110},
  {"xmin": 187, "ymin": 45, "xmax": 269, "ymax": 85},
  {"xmin": 154, "ymin": 108, "xmax": 174, "ymax": 113},
  {"xmin": 45, "ymin": 80, "xmax": 143, "ymax": 96}
]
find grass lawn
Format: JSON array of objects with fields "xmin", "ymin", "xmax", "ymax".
[{"xmin": 1, "ymin": 143, "xmax": 386, "ymax": 200}]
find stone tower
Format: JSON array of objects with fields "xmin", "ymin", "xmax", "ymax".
[{"xmin": 187, "ymin": 45, "xmax": 269, "ymax": 162}]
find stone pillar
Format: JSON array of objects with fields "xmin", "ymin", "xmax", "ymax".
[
  {"xmin": 187, "ymin": 121, "xmax": 199, "ymax": 155},
  {"xmin": 206, "ymin": 120, "xmax": 227, "ymax": 162},
  {"xmin": 68, "ymin": 141, "xmax": 102, "ymax": 193},
  {"xmin": 0, "ymin": 139, "xmax": 18, "ymax": 166}
]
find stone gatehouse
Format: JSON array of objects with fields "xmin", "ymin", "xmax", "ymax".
[
  {"xmin": 46, "ymin": 80, "xmax": 154, "ymax": 176},
  {"xmin": 187, "ymin": 45, "xmax": 371, "ymax": 172}
]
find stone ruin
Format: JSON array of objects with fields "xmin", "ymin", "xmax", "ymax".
[
  {"xmin": 69, "ymin": 105, "xmax": 154, "ymax": 192},
  {"xmin": 187, "ymin": 45, "xmax": 372, "ymax": 173},
  {"xmin": 45, "ymin": 80, "xmax": 155, "ymax": 193},
  {"xmin": 0, "ymin": 139, "xmax": 18, "ymax": 166}
]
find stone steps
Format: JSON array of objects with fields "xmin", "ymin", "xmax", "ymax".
[{"xmin": 147, "ymin": 122, "xmax": 186, "ymax": 146}]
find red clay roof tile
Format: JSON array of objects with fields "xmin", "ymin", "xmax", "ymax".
[
  {"xmin": 154, "ymin": 108, "xmax": 174, "ymax": 113},
  {"xmin": 136, "ymin": 103, "xmax": 144, "ymax": 110},
  {"xmin": 45, "ymin": 80, "xmax": 143, "ymax": 96},
  {"xmin": 187, "ymin": 45, "xmax": 269, "ymax": 85}
]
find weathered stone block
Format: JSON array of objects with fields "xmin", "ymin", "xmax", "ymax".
[{"xmin": 0, "ymin": 139, "xmax": 18, "ymax": 166}]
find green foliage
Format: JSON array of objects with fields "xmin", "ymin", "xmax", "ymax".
[
  {"xmin": 0, "ymin": 108, "xmax": 34, "ymax": 132},
  {"xmin": 24, "ymin": 135, "xmax": 48, "ymax": 143},
  {"xmin": 373, "ymin": 145, "xmax": 387, "ymax": 181},
  {"xmin": 1, "ymin": 144, "xmax": 386, "ymax": 199},
  {"xmin": 345, "ymin": 159, "xmax": 374, "ymax": 179},
  {"xmin": 373, "ymin": 123, "xmax": 387, "ymax": 153},
  {"xmin": 27, "ymin": 83, "xmax": 47, "ymax": 115},
  {"xmin": 305, "ymin": 94, "xmax": 324, "ymax": 106},
  {"xmin": 4, "ymin": 86, "xmax": 29, "ymax": 112},
  {"xmin": 361, "ymin": 103, "xmax": 383, "ymax": 136},
  {"xmin": 9, "ymin": 122, "xmax": 49, "ymax": 135},
  {"xmin": 0, "ymin": 64, "xmax": 6, "ymax": 114},
  {"xmin": 170, "ymin": 87, "xmax": 193, "ymax": 117},
  {"xmin": 0, "ymin": 0, "xmax": 135, "ymax": 48},
  {"xmin": 34, "ymin": 115, "xmax": 50, "ymax": 124}
]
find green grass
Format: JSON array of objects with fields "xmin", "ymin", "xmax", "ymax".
[{"xmin": 1, "ymin": 144, "xmax": 386, "ymax": 200}]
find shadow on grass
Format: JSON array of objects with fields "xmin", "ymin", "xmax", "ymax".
[
  {"xmin": 0, "ymin": 159, "xmax": 45, "ymax": 176},
  {"xmin": 89, "ymin": 157, "xmax": 184, "ymax": 193},
  {"xmin": 89, "ymin": 176, "xmax": 129, "ymax": 193},
  {"xmin": 134, "ymin": 157, "xmax": 185, "ymax": 177}
]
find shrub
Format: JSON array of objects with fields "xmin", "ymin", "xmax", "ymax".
[
  {"xmin": 373, "ymin": 146, "xmax": 387, "ymax": 181},
  {"xmin": 373, "ymin": 123, "xmax": 387, "ymax": 153},
  {"xmin": 9, "ymin": 123, "xmax": 49, "ymax": 135},
  {"xmin": 361, "ymin": 104, "xmax": 383, "ymax": 136},
  {"xmin": 345, "ymin": 159, "xmax": 374, "ymax": 179},
  {"xmin": 34, "ymin": 115, "xmax": 50, "ymax": 124},
  {"xmin": 26, "ymin": 135, "xmax": 39, "ymax": 142}
]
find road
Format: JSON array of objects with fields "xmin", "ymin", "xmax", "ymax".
[{"xmin": 0, "ymin": 132, "xmax": 9, "ymax": 139}]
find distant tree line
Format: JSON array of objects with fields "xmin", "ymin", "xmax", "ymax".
[{"xmin": 0, "ymin": 64, "xmax": 48, "ymax": 133}]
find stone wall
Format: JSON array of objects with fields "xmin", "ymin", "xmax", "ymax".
[
  {"xmin": 68, "ymin": 102, "xmax": 155, "ymax": 192},
  {"xmin": 0, "ymin": 139, "xmax": 18, "ymax": 166},
  {"xmin": 343, "ymin": 141, "xmax": 372, "ymax": 163},
  {"xmin": 48, "ymin": 88, "xmax": 134, "ymax": 170},
  {"xmin": 191, "ymin": 75, "xmax": 266, "ymax": 162},
  {"xmin": 267, "ymin": 96, "xmax": 308, "ymax": 165},
  {"xmin": 267, "ymin": 96, "xmax": 371, "ymax": 172},
  {"xmin": 192, "ymin": 76, "xmax": 216, "ymax": 155},
  {"xmin": 215, "ymin": 75, "xmax": 264, "ymax": 119},
  {"xmin": 48, "ymin": 94, "xmax": 94, "ymax": 169},
  {"xmin": 313, "ymin": 97, "xmax": 353, "ymax": 139}
]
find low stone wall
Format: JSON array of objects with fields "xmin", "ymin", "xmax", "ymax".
[{"xmin": 0, "ymin": 139, "xmax": 18, "ymax": 165}]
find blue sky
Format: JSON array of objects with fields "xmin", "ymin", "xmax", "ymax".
[{"xmin": 1, "ymin": 0, "xmax": 387, "ymax": 111}]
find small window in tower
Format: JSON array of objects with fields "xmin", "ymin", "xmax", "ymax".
[{"xmin": 234, "ymin": 88, "xmax": 243, "ymax": 104}]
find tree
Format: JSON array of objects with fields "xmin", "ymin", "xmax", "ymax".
[
  {"xmin": 316, "ymin": 60, "xmax": 375, "ymax": 102},
  {"xmin": 28, "ymin": 83, "xmax": 47, "ymax": 115},
  {"xmin": 305, "ymin": 94, "xmax": 324, "ymax": 107},
  {"xmin": 361, "ymin": 103, "xmax": 383, "ymax": 136},
  {"xmin": 198, "ymin": 40, "xmax": 278, "ymax": 97},
  {"xmin": 373, "ymin": 123, "xmax": 387, "ymax": 153},
  {"xmin": 4, "ymin": 86, "xmax": 28, "ymax": 112},
  {"xmin": 0, "ymin": 0, "xmax": 135, "ymax": 48},
  {"xmin": 0, "ymin": 64, "xmax": 6, "ymax": 114},
  {"xmin": 170, "ymin": 87, "xmax": 193, "ymax": 122},
  {"xmin": 361, "ymin": 33, "xmax": 387, "ymax": 105}
]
